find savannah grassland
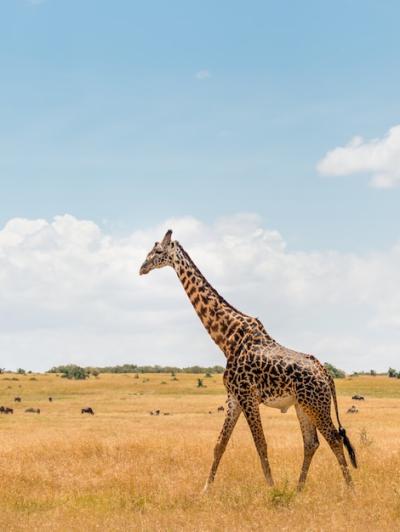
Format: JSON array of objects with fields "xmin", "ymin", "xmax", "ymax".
[{"xmin": 0, "ymin": 373, "xmax": 400, "ymax": 532}]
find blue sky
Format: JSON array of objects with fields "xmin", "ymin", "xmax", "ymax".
[
  {"xmin": 1, "ymin": 1, "xmax": 400, "ymax": 371},
  {"xmin": 2, "ymin": 0, "xmax": 400, "ymax": 251}
]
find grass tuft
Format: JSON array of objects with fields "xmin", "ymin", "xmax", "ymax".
[{"xmin": 269, "ymin": 481, "xmax": 296, "ymax": 508}]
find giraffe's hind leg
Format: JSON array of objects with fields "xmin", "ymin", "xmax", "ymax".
[
  {"xmin": 303, "ymin": 403, "xmax": 353, "ymax": 486},
  {"xmin": 295, "ymin": 404, "xmax": 319, "ymax": 491},
  {"xmin": 203, "ymin": 395, "xmax": 241, "ymax": 493}
]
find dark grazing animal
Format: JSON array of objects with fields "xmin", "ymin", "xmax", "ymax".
[
  {"xmin": 352, "ymin": 395, "xmax": 365, "ymax": 401},
  {"xmin": 14, "ymin": 397, "xmax": 22, "ymax": 402},
  {"xmin": 81, "ymin": 407, "xmax": 94, "ymax": 415},
  {"xmin": 1, "ymin": 406, "xmax": 14, "ymax": 414},
  {"xmin": 347, "ymin": 405, "xmax": 359, "ymax": 414},
  {"xmin": 217, "ymin": 405, "xmax": 225, "ymax": 412},
  {"xmin": 48, "ymin": 397, "xmax": 53, "ymax": 402},
  {"xmin": 25, "ymin": 408, "xmax": 40, "ymax": 414}
]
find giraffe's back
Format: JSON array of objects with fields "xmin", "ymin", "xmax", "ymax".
[{"xmin": 225, "ymin": 341, "xmax": 332, "ymax": 413}]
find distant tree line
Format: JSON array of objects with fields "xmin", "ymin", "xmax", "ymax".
[
  {"xmin": 47, "ymin": 363, "xmax": 225, "ymax": 380},
  {"xmin": 7, "ymin": 363, "xmax": 400, "ymax": 380},
  {"xmin": 50, "ymin": 362, "xmax": 349, "ymax": 380}
]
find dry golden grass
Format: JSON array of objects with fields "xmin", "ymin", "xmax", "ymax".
[{"xmin": 0, "ymin": 373, "xmax": 399, "ymax": 531}]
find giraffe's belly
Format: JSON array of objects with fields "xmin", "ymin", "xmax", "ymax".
[{"xmin": 263, "ymin": 395, "xmax": 296, "ymax": 413}]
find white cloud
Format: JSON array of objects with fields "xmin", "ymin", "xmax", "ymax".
[
  {"xmin": 0, "ymin": 213, "xmax": 400, "ymax": 372},
  {"xmin": 195, "ymin": 69, "xmax": 211, "ymax": 80},
  {"xmin": 317, "ymin": 125, "xmax": 400, "ymax": 188}
]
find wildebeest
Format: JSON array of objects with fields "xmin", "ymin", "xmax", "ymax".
[
  {"xmin": 347, "ymin": 405, "xmax": 359, "ymax": 414},
  {"xmin": 352, "ymin": 395, "xmax": 365, "ymax": 400},
  {"xmin": 0, "ymin": 406, "xmax": 13, "ymax": 414},
  {"xmin": 25, "ymin": 408, "xmax": 40, "ymax": 414},
  {"xmin": 81, "ymin": 407, "xmax": 94, "ymax": 415},
  {"xmin": 217, "ymin": 405, "xmax": 225, "ymax": 412},
  {"xmin": 48, "ymin": 397, "xmax": 53, "ymax": 402},
  {"xmin": 14, "ymin": 396, "xmax": 22, "ymax": 402}
]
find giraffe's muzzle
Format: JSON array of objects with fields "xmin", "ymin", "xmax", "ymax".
[{"xmin": 139, "ymin": 261, "xmax": 151, "ymax": 275}]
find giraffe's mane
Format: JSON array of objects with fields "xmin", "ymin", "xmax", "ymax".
[{"xmin": 175, "ymin": 241, "xmax": 248, "ymax": 318}]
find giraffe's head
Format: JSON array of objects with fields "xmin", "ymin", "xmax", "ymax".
[{"xmin": 139, "ymin": 229, "xmax": 175, "ymax": 275}]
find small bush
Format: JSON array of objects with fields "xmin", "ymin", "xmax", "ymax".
[
  {"xmin": 269, "ymin": 482, "xmax": 296, "ymax": 508},
  {"xmin": 324, "ymin": 363, "xmax": 346, "ymax": 379},
  {"xmin": 54, "ymin": 365, "xmax": 89, "ymax": 380}
]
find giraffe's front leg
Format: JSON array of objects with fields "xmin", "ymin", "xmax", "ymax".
[
  {"xmin": 202, "ymin": 395, "xmax": 241, "ymax": 493},
  {"xmin": 240, "ymin": 391, "xmax": 274, "ymax": 487}
]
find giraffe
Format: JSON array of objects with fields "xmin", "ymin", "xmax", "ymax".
[{"xmin": 139, "ymin": 229, "xmax": 357, "ymax": 491}]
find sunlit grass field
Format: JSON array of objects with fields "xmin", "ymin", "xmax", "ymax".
[{"xmin": 0, "ymin": 373, "xmax": 399, "ymax": 531}]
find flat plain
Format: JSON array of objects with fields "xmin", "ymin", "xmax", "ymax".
[{"xmin": 0, "ymin": 373, "xmax": 399, "ymax": 531}]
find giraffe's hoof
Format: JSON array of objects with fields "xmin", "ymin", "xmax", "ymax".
[
  {"xmin": 201, "ymin": 483, "xmax": 210, "ymax": 495},
  {"xmin": 347, "ymin": 481, "xmax": 355, "ymax": 492}
]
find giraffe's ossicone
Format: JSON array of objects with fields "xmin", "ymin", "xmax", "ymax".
[{"xmin": 140, "ymin": 229, "xmax": 357, "ymax": 491}]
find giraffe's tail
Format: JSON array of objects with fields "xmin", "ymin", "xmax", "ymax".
[{"xmin": 328, "ymin": 374, "xmax": 358, "ymax": 469}]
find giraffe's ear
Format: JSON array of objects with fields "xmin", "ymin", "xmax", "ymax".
[{"xmin": 161, "ymin": 229, "xmax": 173, "ymax": 247}]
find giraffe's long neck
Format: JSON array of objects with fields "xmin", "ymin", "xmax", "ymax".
[{"xmin": 172, "ymin": 242, "xmax": 257, "ymax": 357}]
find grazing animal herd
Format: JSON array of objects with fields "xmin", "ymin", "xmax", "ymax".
[{"xmin": 0, "ymin": 398, "xmax": 95, "ymax": 416}]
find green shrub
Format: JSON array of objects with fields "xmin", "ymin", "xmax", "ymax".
[
  {"xmin": 324, "ymin": 363, "xmax": 346, "ymax": 379},
  {"xmin": 51, "ymin": 365, "xmax": 89, "ymax": 380}
]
